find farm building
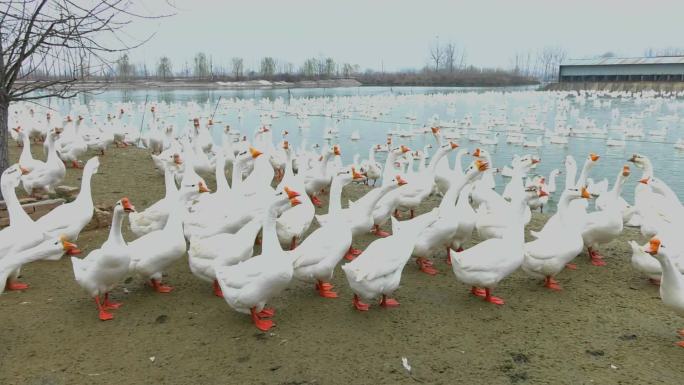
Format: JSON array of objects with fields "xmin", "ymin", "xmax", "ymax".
[{"xmin": 559, "ymin": 57, "xmax": 684, "ymax": 82}]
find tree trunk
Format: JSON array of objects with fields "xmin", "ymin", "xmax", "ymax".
[{"xmin": 0, "ymin": 100, "xmax": 9, "ymax": 200}]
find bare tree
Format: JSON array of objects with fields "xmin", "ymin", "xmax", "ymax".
[
  {"xmin": 444, "ymin": 42, "xmax": 456, "ymax": 73},
  {"xmin": 157, "ymin": 56, "xmax": 172, "ymax": 79},
  {"xmin": 0, "ymin": 0, "xmax": 171, "ymax": 186},
  {"xmin": 301, "ymin": 58, "xmax": 317, "ymax": 78},
  {"xmin": 260, "ymin": 57, "xmax": 276, "ymax": 79},
  {"xmin": 341, "ymin": 63, "xmax": 354, "ymax": 77},
  {"xmin": 193, "ymin": 52, "xmax": 209, "ymax": 79},
  {"xmin": 429, "ymin": 40, "xmax": 444, "ymax": 72},
  {"xmin": 231, "ymin": 57, "xmax": 244, "ymax": 80},
  {"xmin": 323, "ymin": 57, "xmax": 336, "ymax": 79},
  {"xmin": 115, "ymin": 54, "xmax": 133, "ymax": 80}
]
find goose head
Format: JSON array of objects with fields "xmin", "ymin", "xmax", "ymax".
[
  {"xmin": 1, "ymin": 165, "xmax": 24, "ymax": 190},
  {"xmin": 273, "ymin": 186, "xmax": 302, "ymax": 212},
  {"xmin": 59, "ymin": 235, "xmax": 82, "ymax": 256},
  {"xmin": 644, "ymin": 237, "xmax": 663, "ymax": 257},
  {"xmin": 628, "ymin": 153, "xmax": 649, "ymax": 169},
  {"xmin": 351, "ymin": 167, "xmax": 366, "ymax": 182},
  {"xmin": 33, "ymin": 236, "xmax": 81, "ymax": 260},
  {"xmin": 464, "ymin": 159, "xmax": 489, "ymax": 180},
  {"xmin": 118, "ymin": 197, "xmax": 136, "ymax": 213},
  {"xmin": 564, "ymin": 186, "xmax": 592, "ymax": 201},
  {"xmin": 332, "ymin": 168, "xmax": 355, "ymax": 186}
]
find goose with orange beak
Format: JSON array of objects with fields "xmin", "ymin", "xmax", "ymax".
[
  {"xmin": 523, "ymin": 187, "xmax": 591, "ymax": 291},
  {"xmin": 304, "ymin": 145, "xmax": 339, "ymax": 208},
  {"xmin": 72, "ymin": 198, "xmax": 134, "ymax": 320},
  {"xmin": 130, "ymin": 154, "xmax": 181, "ymax": 237},
  {"xmin": 643, "ymin": 237, "xmax": 684, "ymax": 347},
  {"xmin": 451, "ymin": 182, "xmax": 534, "ymax": 305},
  {"xmin": 21, "ymin": 129, "xmax": 66, "ymax": 196},
  {"xmin": 581, "ymin": 165, "xmax": 631, "ymax": 267},
  {"xmin": 395, "ymin": 142, "xmax": 459, "ymax": 222},
  {"xmin": 0, "ymin": 236, "xmax": 81, "ymax": 295},
  {"xmin": 342, "ymin": 207, "xmax": 440, "ymax": 311},
  {"xmin": 14, "ymin": 127, "xmax": 43, "ymax": 172},
  {"xmin": 216, "ymin": 189, "xmax": 302, "ymax": 332},
  {"xmin": 317, "ymin": 173, "xmax": 406, "ymax": 261},
  {"xmin": 530, "ymin": 152, "xmax": 600, "ymax": 241},
  {"xmin": 128, "ymin": 182, "xmax": 208, "ymax": 294},
  {"xmin": 291, "ymin": 169, "xmax": 358, "ymax": 298},
  {"xmin": 276, "ymin": 179, "xmax": 315, "ymax": 250},
  {"xmin": 411, "ymin": 160, "xmax": 488, "ymax": 275}
]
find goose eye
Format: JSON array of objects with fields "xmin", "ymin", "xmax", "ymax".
[{"xmin": 54, "ymin": 241, "xmax": 59, "ymax": 245}]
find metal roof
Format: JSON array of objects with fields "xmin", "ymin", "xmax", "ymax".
[{"xmin": 561, "ymin": 57, "xmax": 684, "ymax": 66}]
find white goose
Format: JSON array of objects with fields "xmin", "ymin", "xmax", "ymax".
[
  {"xmin": 396, "ymin": 142, "xmax": 460, "ymax": 219},
  {"xmin": 450, "ymin": 186, "xmax": 531, "ymax": 305},
  {"xmin": 448, "ymin": 184, "xmax": 477, "ymax": 261},
  {"xmin": 410, "ymin": 160, "xmax": 488, "ymax": 275},
  {"xmin": 0, "ymin": 165, "xmax": 52, "ymax": 290},
  {"xmin": 13, "ymin": 127, "xmax": 43, "ymax": 172},
  {"xmin": 128, "ymin": 182, "xmax": 207, "ymax": 293},
  {"xmin": 276, "ymin": 143, "xmax": 315, "ymax": 250},
  {"xmin": 215, "ymin": 188, "xmax": 302, "ymax": 331},
  {"xmin": 644, "ymin": 238, "xmax": 684, "ymax": 347},
  {"xmin": 363, "ymin": 145, "xmax": 382, "ymax": 186},
  {"xmin": 581, "ymin": 165, "xmax": 631, "ymax": 266},
  {"xmin": 188, "ymin": 217, "xmax": 262, "ymax": 297},
  {"xmin": 304, "ymin": 144, "xmax": 339, "ymax": 207},
  {"xmin": 316, "ymin": 172, "xmax": 405, "ymax": 260},
  {"xmin": 522, "ymin": 187, "xmax": 591, "ymax": 290},
  {"xmin": 56, "ymin": 116, "xmax": 88, "ymax": 168},
  {"xmin": 0, "ymin": 236, "xmax": 80, "ymax": 294},
  {"xmin": 129, "ymin": 155, "xmax": 183, "ymax": 237},
  {"xmin": 36, "ymin": 157, "xmax": 99, "ymax": 241},
  {"xmin": 530, "ymin": 153, "xmax": 600, "ymax": 240},
  {"xmin": 629, "ymin": 240, "xmax": 671, "ymax": 285},
  {"xmin": 21, "ymin": 129, "xmax": 66, "ymax": 195},
  {"xmin": 71, "ymin": 198, "xmax": 135, "ymax": 320},
  {"xmin": 342, "ymin": 209, "xmax": 439, "ymax": 311},
  {"xmin": 290, "ymin": 169, "xmax": 357, "ymax": 298}
]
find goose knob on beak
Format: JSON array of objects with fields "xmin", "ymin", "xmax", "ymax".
[
  {"xmin": 581, "ymin": 187, "xmax": 591, "ymax": 199},
  {"xmin": 646, "ymin": 238, "xmax": 661, "ymax": 255},
  {"xmin": 249, "ymin": 147, "xmax": 263, "ymax": 159},
  {"xmin": 284, "ymin": 186, "xmax": 300, "ymax": 199},
  {"xmin": 121, "ymin": 197, "xmax": 136, "ymax": 212},
  {"xmin": 61, "ymin": 237, "xmax": 81, "ymax": 256}
]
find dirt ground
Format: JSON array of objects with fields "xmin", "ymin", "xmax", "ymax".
[{"xmin": 0, "ymin": 145, "xmax": 682, "ymax": 385}]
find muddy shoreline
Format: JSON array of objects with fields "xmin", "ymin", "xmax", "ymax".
[{"xmin": 0, "ymin": 145, "xmax": 682, "ymax": 385}]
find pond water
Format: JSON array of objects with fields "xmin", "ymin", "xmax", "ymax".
[{"xmin": 44, "ymin": 85, "xmax": 684, "ymax": 211}]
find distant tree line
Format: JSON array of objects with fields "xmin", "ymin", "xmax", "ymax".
[
  {"xmin": 108, "ymin": 53, "xmax": 364, "ymax": 82},
  {"xmin": 24, "ymin": 39, "xmax": 539, "ymax": 86}
]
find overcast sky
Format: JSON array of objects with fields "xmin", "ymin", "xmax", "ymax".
[{"xmin": 125, "ymin": 0, "xmax": 684, "ymax": 71}]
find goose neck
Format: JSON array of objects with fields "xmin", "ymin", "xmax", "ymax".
[{"xmin": 108, "ymin": 208, "xmax": 126, "ymax": 245}]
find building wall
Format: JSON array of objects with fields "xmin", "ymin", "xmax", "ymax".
[{"xmin": 560, "ymin": 63, "xmax": 684, "ymax": 77}]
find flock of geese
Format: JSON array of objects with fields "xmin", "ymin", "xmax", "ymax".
[{"xmin": 2, "ymin": 98, "xmax": 684, "ymax": 348}]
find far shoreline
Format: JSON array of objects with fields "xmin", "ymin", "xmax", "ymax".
[{"xmin": 22, "ymin": 78, "xmax": 540, "ymax": 93}]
